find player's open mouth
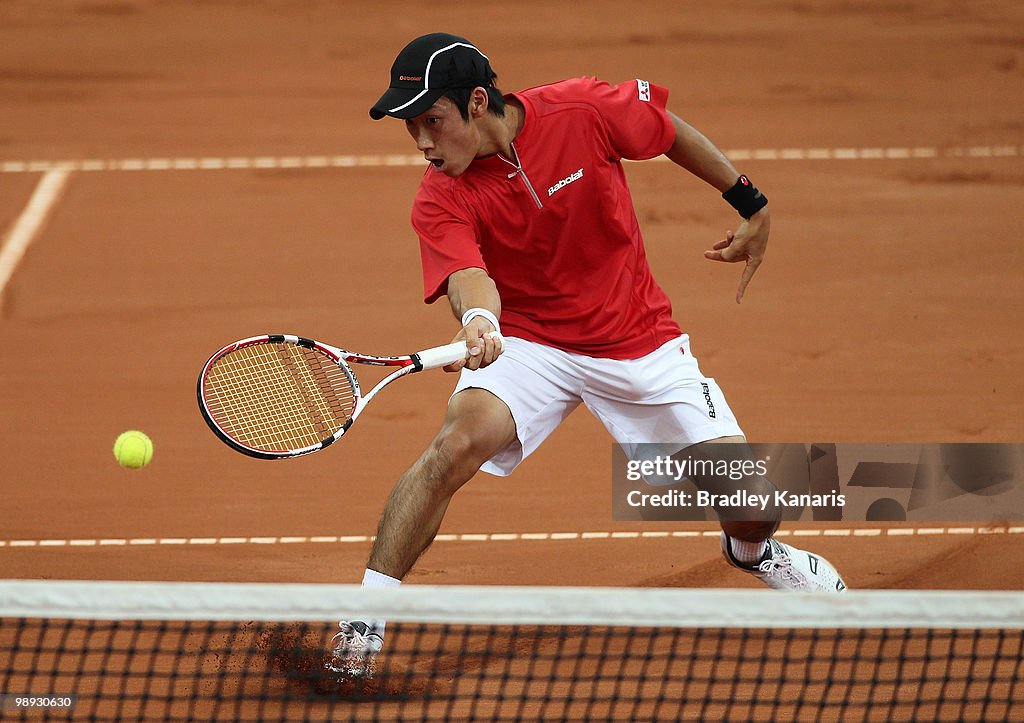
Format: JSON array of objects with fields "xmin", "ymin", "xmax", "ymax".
[{"xmin": 428, "ymin": 158, "xmax": 444, "ymax": 170}]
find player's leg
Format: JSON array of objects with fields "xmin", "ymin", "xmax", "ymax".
[
  {"xmin": 326, "ymin": 388, "xmax": 515, "ymax": 677},
  {"xmin": 689, "ymin": 436, "xmax": 846, "ymax": 593},
  {"xmin": 328, "ymin": 337, "xmax": 584, "ymax": 677},
  {"xmin": 368, "ymin": 387, "xmax": 518, "ymax": 580},
  {"xmin": 685, "ymin": 434, "xmax": 781, "ymax": 543},
  {"xmin": 368, "ymin": 337, "xmax": 585, "ymax": 578},
  {"xmin": 580, "ymin": 334, "xmax": 846, "ymax": 593}
]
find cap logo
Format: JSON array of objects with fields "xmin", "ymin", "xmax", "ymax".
[{"xmin": 399, "ymin": 75, "xmax": 423, "ymax": 82}]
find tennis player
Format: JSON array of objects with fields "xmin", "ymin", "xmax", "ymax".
[{"xmin": 327, "ymin": 33, "xmax": 846, "ymax": 677}]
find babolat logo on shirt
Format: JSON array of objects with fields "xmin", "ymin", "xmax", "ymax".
[
  {"xmin": 548, "ymin": 168, "xmax": 584, "ymax": 197},
  {"xmin": 637, "ymin": 79, "xmax": 651, "ymax": 102}
]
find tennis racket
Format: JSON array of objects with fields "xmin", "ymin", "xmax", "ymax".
[{"xmin": 197, "ymin": 334, "xmax": 468, "ymax": 459}]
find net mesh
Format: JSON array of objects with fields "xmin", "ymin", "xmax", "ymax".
[
  {"xmin": 202, "ymin": 342, "xmax": 357, "ymax": 451},
  {"xmin": 2, "ymin": 581, "xmax": 1023, "ymax": 722}
]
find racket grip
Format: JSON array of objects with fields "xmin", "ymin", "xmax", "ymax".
[{"xmin": 416, "ymin": 341, "xmax": 470, "ymax": 370}]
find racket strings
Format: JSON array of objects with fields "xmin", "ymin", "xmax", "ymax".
[{"xmin": 203, "ymin": 343, "xmax": 357, "ymax": 451}]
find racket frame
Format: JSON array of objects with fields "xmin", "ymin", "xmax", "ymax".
[{"xmin": 197, "ymin": 334, "xmax": 466, "ymax": 460}]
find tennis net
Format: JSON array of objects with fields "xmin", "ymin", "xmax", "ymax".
[{"xmin": 2, "ymin": 580, "xmax": 1023, "ymax": 721}]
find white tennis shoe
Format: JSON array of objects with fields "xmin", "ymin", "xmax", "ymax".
[
  {"xmin": 721, "ymin": 532, "xmax": 847, "ymax": 593},
  {"xmin": 324, "ymin": 620, "xmax": 383, "ymax": 679}
]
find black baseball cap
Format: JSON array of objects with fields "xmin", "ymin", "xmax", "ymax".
[{"xmin": 370, "ymin": 33, "xmax": 495, "ymax": 120}]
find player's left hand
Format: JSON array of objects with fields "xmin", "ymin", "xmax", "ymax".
[{"xmin": 704, "ymin": 207, "xmax": 770, "ymax": 304}]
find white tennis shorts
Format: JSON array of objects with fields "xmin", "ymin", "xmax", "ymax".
[{"xmin": 452, "ymin": 334, "xmax": 744, "ymax": 476}]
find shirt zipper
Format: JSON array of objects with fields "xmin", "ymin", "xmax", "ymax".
[{"xmin": 498, "ymin": 142, "xmax": 544, "ymax": 210}]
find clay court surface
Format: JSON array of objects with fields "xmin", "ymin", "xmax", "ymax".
[{"xmin": 2, "ymin": 0, "xmax": 1023, "ymax": 602}]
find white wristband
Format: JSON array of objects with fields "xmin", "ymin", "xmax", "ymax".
[{"xmin": 461, "ymin": 307, "xmax": 501, "ymax": 333}]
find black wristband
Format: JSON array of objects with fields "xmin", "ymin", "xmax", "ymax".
[{"xmin": 722, "ymin": 175, "xmax": 768, "ymax": 219}]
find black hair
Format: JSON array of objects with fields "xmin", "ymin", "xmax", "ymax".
[{"xmin": 443, "ymin": 81, "xmax": 506, "ymax": 120}]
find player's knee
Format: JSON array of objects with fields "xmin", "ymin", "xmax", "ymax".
[
  {"xmin": 424, "ymin": 425, "xmax": 495, "ymax": 490},
  {"xmin": 418, "ymin": 390, "xmax": 515, "ymax": 493},
  {"xmin": 430, "ymin": 426, "xmax": 474, "ymax": 468}
]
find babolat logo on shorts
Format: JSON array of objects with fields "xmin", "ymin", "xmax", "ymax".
[
  {"xmin": 701, "ymin": 382, "xmax": 717, "ymax": 418},
  {"xmin": 548, "ymin": 168, "xmax": 584, "ymax": 197},
  {"xmin": 637, "ymin": 79, "xmax": 651, "ymax": 102}
]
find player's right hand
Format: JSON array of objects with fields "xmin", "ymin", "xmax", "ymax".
[{"xmin": 445, "ymin": 319, "xmax": 504, "ymax": 372}]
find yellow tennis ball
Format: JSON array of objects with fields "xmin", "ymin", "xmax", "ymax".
[{"xmin": 113, "ymin": 430, "xmax": 153, "ymax": 469}]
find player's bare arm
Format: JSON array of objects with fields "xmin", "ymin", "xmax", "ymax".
[
  {"xmin": 665, "ymin": 111, "xmax": 771, "ymax": 304},
  {"xmin": 445, "ymin": 267, "xmax": 503, "ymax": 371}
]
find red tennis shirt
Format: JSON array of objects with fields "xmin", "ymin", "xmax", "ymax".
[{"xmin": 413, "ymin": 77, "xmax": 683, "ymax": 360}]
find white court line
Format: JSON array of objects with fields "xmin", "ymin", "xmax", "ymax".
[
  {"xmin": 0, "ymin": 167, "xmax": 71, "ymax": 294},
  {"xmin": 0, "ymin": 145, "xmax": 1020, "ymax": 175},
  {"xmin": 1, "ymin": 526, "xmax": 1020, "ymax": 550}
]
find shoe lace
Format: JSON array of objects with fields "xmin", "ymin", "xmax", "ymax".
[
  {"xmin": 757, "ymin": 555, "xmax": 806, "ymax": 588},
  {"xmin": 331, "ymin": 625, "xmax": 376, "ymax": 656}
]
